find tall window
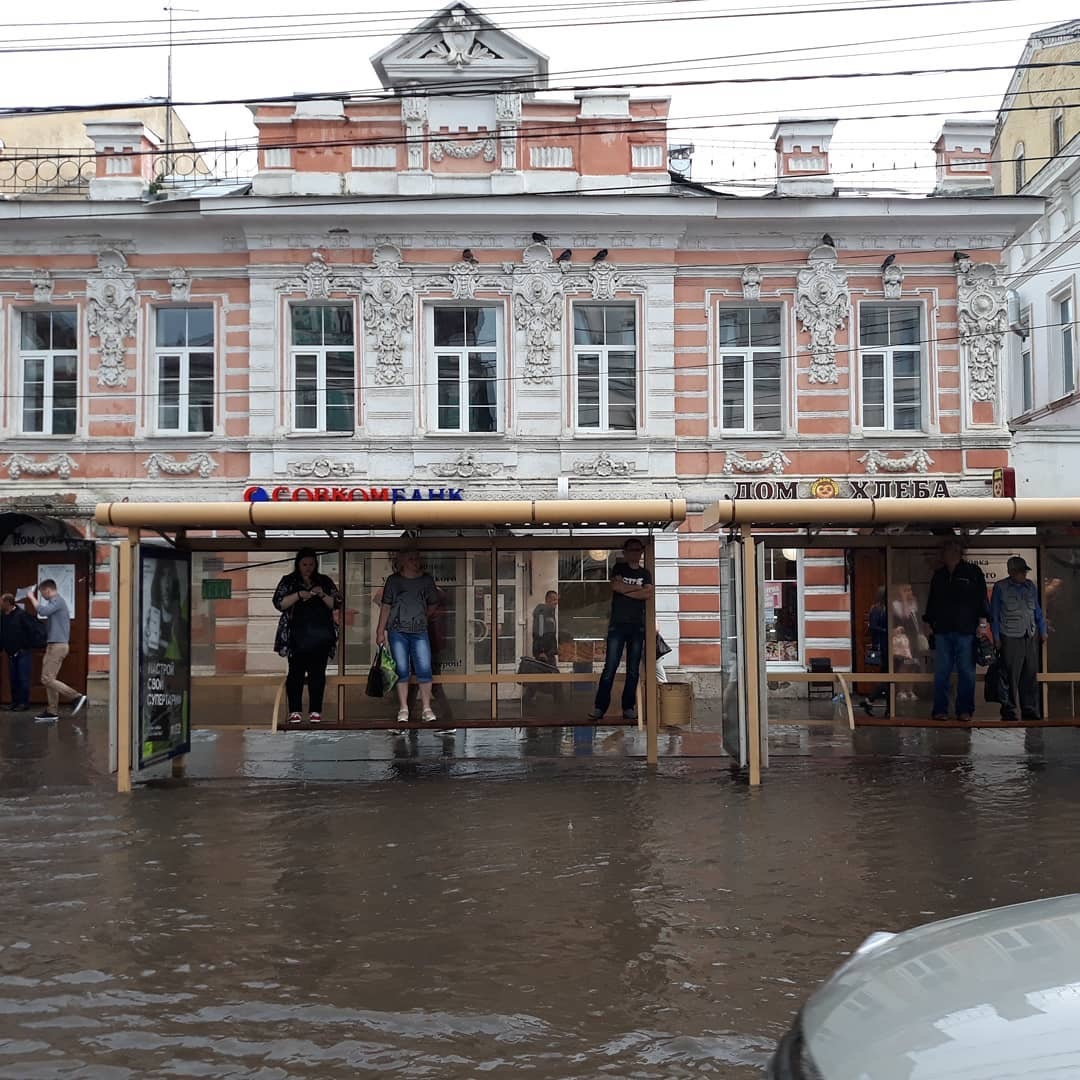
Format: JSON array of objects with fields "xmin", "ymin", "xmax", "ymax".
[
  {"xmin": 1052, "ymin": 103, "xmax": 1065, "ymax": 156},
  {"xmin": 1014, "ymin": 143, "xmax": 1026, "ymax": 191},
  {"xmin": 717, "ymin": 306, "xmax": 782, "ymax": 432},
  {"xmin": 1020, "ymin": 333, "xmax": 1033, "ymax": 414},
  {"xmin": 291, "ymin": 305, "xmax": 356, "ymax": 432},
  {"xmin": 155, "ymin": 307, "xmax": 214, "ymax": 433},
  {"xmin": 860, "ymin": 304, "xmax": 922, "ymax": 431},
  {"xmin": 764, "ymin": 548, "xmax": 800, "ymax": 664},
  {"xmin": 20, "ymin": 310, "xmax": 77, "ymax": 435},
  {"xmin": 1059, "ymin": 295, "xmax": 1075, "ymax": 396},
  {"xmin": 431, "ymin": 306, "xmax": 500, "ymax": 433},
  {"xmin": 573, "ymin": 304, "xmax": 637, "ymax": 432}
]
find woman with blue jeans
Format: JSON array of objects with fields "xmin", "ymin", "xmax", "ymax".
[{"xmin": 376, "ymin": 548, "xmax": 439, "ymax": 723}]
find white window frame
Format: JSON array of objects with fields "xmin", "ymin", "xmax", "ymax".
[
  {"xmin": 425, "ymin": 303, "xmax": 504, "ymax": 435},
  {"xmin": 18, "ymin": 310, "xmax": 78, "ymax": 437},
  {"xmin": 715, "ymin": 304, "xmax": 784, "ymax": 434},
  {"xmin": 289, "ymin": 303, "xmax": 357, "ymax": 434},
  {"xmin": 571, "ymin": 302, "xmax": 639, "ymax": 435},
  {"xmin": 1053, "ymin": 289, "xmax": 1076, "ymax": 397},
  {"xmin": 763, "ymin": 547, "xmax": 804, "ymax": 670},
  {"xmin": 1020, "ymin": 316, "xmax": 1034, "ymax": 415},
  {"xmin": 1052, "ymin": 102, "xmax": 1065, "ymax": 156},
  {"xmin": 1014, "ymin": 142, "xmax": 1026, "ymax": 191},
  {"xmin": 858, "ymin": 302, "xmax": 925, "ymax": 433},
  {"xmin": 153, "ymin": 306, "xmax": 216, "ymax": 435}
]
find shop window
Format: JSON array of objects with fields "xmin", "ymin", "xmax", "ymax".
[
  {"xmin": 716, "ymin": 305, "xmax": 782, "ymax": 433},
  {"xmin": 155, "ymin": 306, "xmax": 214, "ymax": 433},
  {"xmin": 429, "ymin": 305, "xmax": 502, "ymax": 433},
  {"xmin": 764, "ymin": 548, "xmax": 800, "ymax": 664},
  {"xmin": 860, "ymin": 304, "xmax": 922, "ymax": 431},
  {"xmin": 290, "ymin": 304, "xmax": 356, "ymax": 432},
  {"xmin": 19, "ymin": 309, "xmax": 77, "ymax": 435},
  {"xmin": 572, "ymin": 303, "xmax": 637, "ymax": 432}
]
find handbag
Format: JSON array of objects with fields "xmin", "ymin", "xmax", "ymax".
[
  {"xmin": 864, "ymin": 645, "xmax": 883, "ymax": 668},
  {"xmin": 656, "ymin": 632, "xmax": 673, "ymax": 659},
  {"xmin": 984, "ymin": 658, "xmax": 1008, "ymax": 704}
]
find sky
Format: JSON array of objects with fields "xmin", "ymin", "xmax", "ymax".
[{"xmin": 1, "ymin": 0, "xmax": 1077, "ymax": 192}]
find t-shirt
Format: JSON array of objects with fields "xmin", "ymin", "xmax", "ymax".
[
  {"xmin": 609, "ymin": 561, "xmax": 652, "ymax": 628},
  {"xmin": 382, "ymin": 573, "xmax": 439, "ymax": 633},
  {"xmin": 35, "ymin": 594, "xmax": 71, "ymax": 644}
]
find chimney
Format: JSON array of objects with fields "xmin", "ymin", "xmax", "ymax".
[
  {"xmin": 932, "ymin": 120, "xmax": 994, "ymax": 195},
  {"xmin": 772, "ymin": 118, "xmax": 837, "ymax": 196},
  {"xmin": 84, "ymin": 121, "xmax": 161, "ymax": 200}
]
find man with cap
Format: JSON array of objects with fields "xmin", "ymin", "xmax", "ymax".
[{"xmin": 990, "ymin": 556, "xmax": 1046, "ymax": 721}]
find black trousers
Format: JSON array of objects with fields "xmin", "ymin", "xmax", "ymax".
[{"xmin": 286, "ymin": 648, "xmax": 331, "ymax": 713}]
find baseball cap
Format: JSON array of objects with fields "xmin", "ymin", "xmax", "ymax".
[{"xmin": 1007, "ymin": 556, "xmax": 1031, "ymax": 573}]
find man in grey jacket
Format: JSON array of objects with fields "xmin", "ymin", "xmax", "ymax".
[
  {"xmin": 26, "ymin": 579, "xmax": 86, "ymax": 722},
  {"xmin": 990, "ymin": 556, "xmax": 1046, "ymax": 721}
]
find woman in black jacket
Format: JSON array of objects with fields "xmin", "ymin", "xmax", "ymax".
[{"xmin": 272, "ymin": 548, "xmax": 341, "ymax": 724}]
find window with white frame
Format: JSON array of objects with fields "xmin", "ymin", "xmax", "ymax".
[
  {"xmin": 860, "ymin": 304, "xmax": 922, "ymax": 431},
  {"xmin": 19, "ymin": 310, "xmax": 77, "ymax": 435},
  {"xmin": 1014, "ymin": 143, "xmax": 1026, "ymax": 191},
  {"xmin": 573, "ymin": 303, "xmax": 637, "ymax": 432},
  {"xmin": 155, "ymin": 306, "xmax": 215, "ymax": 433},
  {"xmin": 1052, "ymin": 102, "xmax": 1065, "ymax": 156},
  {"xmin": 716, "ymin": 306, "xmax": 782, "ymax": 432},
  {"xmin": 290, "ymin": 304, "xmax": 356, "ymax": 432},
  {"xmin": 1058, "ymin": 293, "xmax": 1076, "ymax": 396},
  {"xmin": 764, "ymin": 548, "xmax": 801, "ymax": 664},
  {"xmin": 430, "ymin": 306, "xmax": 501, "ymax": 433},
  {"xmin": 1020, "ymin": 330, "xmax": 1033, "ymax": 414}
]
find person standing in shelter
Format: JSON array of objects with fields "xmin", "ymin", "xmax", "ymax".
[
  {"xmin": 923, "ymin": 538, "xmax": 989, "ymax": 723},
  {"xmin": 25, "ymin": 579, "xmax": 86, "ymax": 723},
  {"xmin": 991, "ymin": 556, "xmax": 1046, "ymax": 721},
  {"xmin": 532, "ymin": 590, "xmax": 559, "ymax": 663},
  {"xmin": 377, "ymin": 548, "xmax": 440, "ymax": 724},
  {"xmin": 0, "ymin": 593, "xmax": 37, "ymax": 712},
  {"xmin": 273, "ymin": 548, "xmax": 341, "ymax": 725},
  {"xmin": 588, "ymin": 538, "xmax": 653, "ymax": 722}
]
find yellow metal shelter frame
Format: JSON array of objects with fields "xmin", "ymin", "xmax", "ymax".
[
  {"xmin": 98, "ymin": 498, "xmax": 687, "ymax": 793},
  {"xmin": 704, "ymin": 497, "xmax": 1080, "ymax": 785}
]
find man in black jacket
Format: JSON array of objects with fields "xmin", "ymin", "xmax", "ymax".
[
  {"xmin": 0, "ymin": 593, "xmax": 37, "ymax": 711},
  {"xmin": 924, "ymin": 538, "xmax": 989, "ymax": 722}
]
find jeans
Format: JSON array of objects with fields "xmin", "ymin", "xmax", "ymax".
[
  {"xmin": 388, "ymin": 631, "xmax": 433, "ymax": 684},
  {"xmin": 41, "ymin": 642, "xmax": 78, "ymax": 713},
  {"xmin": 932, "ymin": 632, "xmax": 976, "ymax": 717},
  {"xmin": 286, "ymin": 648, "xmax": 331, "ymax": 713},
  {"xmin": 7, "ymin": 650, "xmax": 32, "ymax": 707},
  {"xmin": 593, "ymin": 624, "xmax": 646, "ymax": 714}
]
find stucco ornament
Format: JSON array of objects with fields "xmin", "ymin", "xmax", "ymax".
[
  {"xmin": 3, "ymin": 453, "xmax": 77, "ymax": 480},
  {"xmin": 430, "ymin": 138, "xmax": 495, "ymax": 163},
  {"xmin": 858, "ymin": 448, "xmax": 934, "ymax": 474},
  {"xmin": 957, "ymin": 260, "xmax": 1008, "ymax": 403},
  {"xmin": 882, "ymin": 262, "xmax": 904, "ymax": 300},
  {"xmin": 288, "ymin": 458, "xmax": 354, "ymax": 479},
  {"xmin": 429, "ymin": 451, "xmax": 505, "ymax": 478},
  {"xmin": 278, "ymin": 251, "xmax": 362, "ymax": 300},
  {"xmin": 513, "ymin": 245, "xmax": 564, "ymax": 384},
  {"xmin": 31, "ymin": 268, "xmax": 53, "ymax": 303},
  {"xmin": 741, "ymin": 266, "xmax": 762, "ymax": 301},
  {"xmin": 721, "ymin": 449, "xmax": 791, "ymax": 476},
  {"xmin": 432, "ymin": 260, "xmax": 507, "ymax": 301},
  {"xmin": 87, "ymin": 250, "xmax": 137, "ymax": 388},
  {"xmin": 571, "ymin": 452, "xmax": 634, "ymax": 478},
  {"xmin": 584, "ymin": 260, "xmax": 642, "ymax": 302},
  {"xmin": 795, "ymin": 245, "xmax": 849, "ymax": 385},
  {"xmin": 495, "ymin": 92, "xmax": 521, "ymax": 171},
  {"xmin": 168, "ymin": 267, "xmax": 191, "ymax": 302},
  {"xmin": 428, "ymin": 7, "xmax": 497, "ymax": 68},
  {"xmin": 144, "ymin": 452, "xmax": 218, "ymax": 479},
  {"xmin": 401, "ymin": 96, "xmax": 428, "ymax": 171},
  {"xmin": 363, "ymin": 245, "xmax": 413, "ymax": 387}
]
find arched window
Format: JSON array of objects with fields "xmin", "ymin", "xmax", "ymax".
[
  {"xmin": 1052, "ymin": 100, "xmax": 1065, "ymax": 156},
  {"xmin": 1014, "ymin": 142, "xmax": 1026, "ymax": 191}
]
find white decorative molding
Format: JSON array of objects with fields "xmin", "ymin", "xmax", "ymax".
[
  {"xmin": 858, "ymin": 449, "xmax": 934, "ymax": 474},
  {"xmin": 529, "ymin": 146, "xmax": 573, "ymax": 169},
  {"xmin": 3, "ymin": 453, "xmax": 78, "ymax": 481},
  {"xmin": 402, "ymin": 96, "xmax": 428, "ymax": 171},
  {"xmin": 631, "ymin": 144, "xmax": 664, "ymax": 169},
  {"xmin": 288, "ymin": 458, "xmax": 355, "ymax": 479},
  {"xmin": 513, "ymin": 246, "xmax": 564, "ymax": 384},
  {"xmin": 721, "ymin": 449, "xmax": 791, "ymax": 476},
  {"xmin": 430, "ymin": 137, "xmax": 495, "ymax": 162},
  {"xmin": 143, "ymin": 452, "xmax": 218, "ymax": 479},
  {"xmin": 426, "ymin": 7, "xmax": 498, "ymax": 68},
  {"xmin": 168, "ymin": 268, "xmax": 191, "ymax": 302},
  {"xmin": 956, "ymin": 259, "xmax": 1007, "ymax": 405},
  {"xmin": 495, "ymin": 92, "xmax": 521, "ymax": 172},
  {"xmin": 431, "ymin": 260, "xmax": 508, "ymax": 301},
  {"xmin": 571, "ymin": 452, "xmax": 635, "ymax": 478},
  {"xmin": 87, "ymin": 250, "xmax": 137, "ymax": 388},
  {"xmin": 741, "ymin": 266, "xmax": 762, "ymax": 301},
  {"xmin": 795, "ymin": 245, "xmax": 849, "ymax": 385},
  {"xmin": 31, "ymin": 268, "xmax": 53, "ymax": 303},
  {"xmin": 277, "ymin": 251, "xmax": 362, "ymax": 300},
  {"xmin": 428, "ymin": 451, "xmax": 506, "ymax": 479},
  {"xmin": 352, "ymin": 145, "xmax": 397, "ymax": 168},
  {"xmin": 584, "ymin": 260, "xmax": 643, "ymax": 302},
  {"xmin": 882, "ymin": 262, "xmax": 904, "ymax": 300},
  {"xmin": 363, "ymin": 244, "xmax": 413, "ymax": 387}
]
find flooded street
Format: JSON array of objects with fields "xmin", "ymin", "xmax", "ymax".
[{"xmin": 3, "ymin": 715, "xmax": 1080, "ymax": 1077}]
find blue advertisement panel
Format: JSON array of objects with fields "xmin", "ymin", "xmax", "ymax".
[{"xmin": 138, "ymin": 546, "xmax": 191, "ymax": 769}]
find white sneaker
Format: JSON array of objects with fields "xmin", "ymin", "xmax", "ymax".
[
  {"xmin": 396, "ymin": 708, "xmax": 409, "ymax": 723},
  {"xmin": 421, "ymin": 708, "xmax": 437, "ymax": 723}
]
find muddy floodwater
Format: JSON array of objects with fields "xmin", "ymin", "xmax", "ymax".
[{"xmin": 3, "ymin": 715, "xmax": 1080, "ymax": 1077}]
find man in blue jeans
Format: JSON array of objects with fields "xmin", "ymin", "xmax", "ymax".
[
  {"xmin": 924, "ymin": 537, "xmax": 989, "ymax": 722},
  {"xmin": 0, "ymin": 593, "xmax": 36, "ymax": 711},
  {"xmin": 588, "ymin": 538, "xmax": 653, "ymax": 722}
]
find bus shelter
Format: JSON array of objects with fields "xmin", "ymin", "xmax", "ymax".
[
  {"xmin": 704, "ymin": 497, "xmax": 1080, "ymax": 786},
  {"xmin": 96, "ymin": 497, "xmax": 686, "ymax": 793}
]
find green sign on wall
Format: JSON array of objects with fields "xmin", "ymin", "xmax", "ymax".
[{"xmin": 201, "ymin": 578, "xmax": 232, "ymax": 600}]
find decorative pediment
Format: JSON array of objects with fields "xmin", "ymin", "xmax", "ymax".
[{"xmin": 371, "ymin": 3, "xmax": 548, "ymax": 88}]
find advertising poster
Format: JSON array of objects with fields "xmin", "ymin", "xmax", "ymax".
[{"xmin": 138, "ymin": 546, "xmax": 192, "ymax": 768}]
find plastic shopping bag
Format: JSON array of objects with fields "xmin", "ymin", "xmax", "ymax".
[{"xmin": 366, "ymin": 646, "xmax": 399, "ymax": 698}]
